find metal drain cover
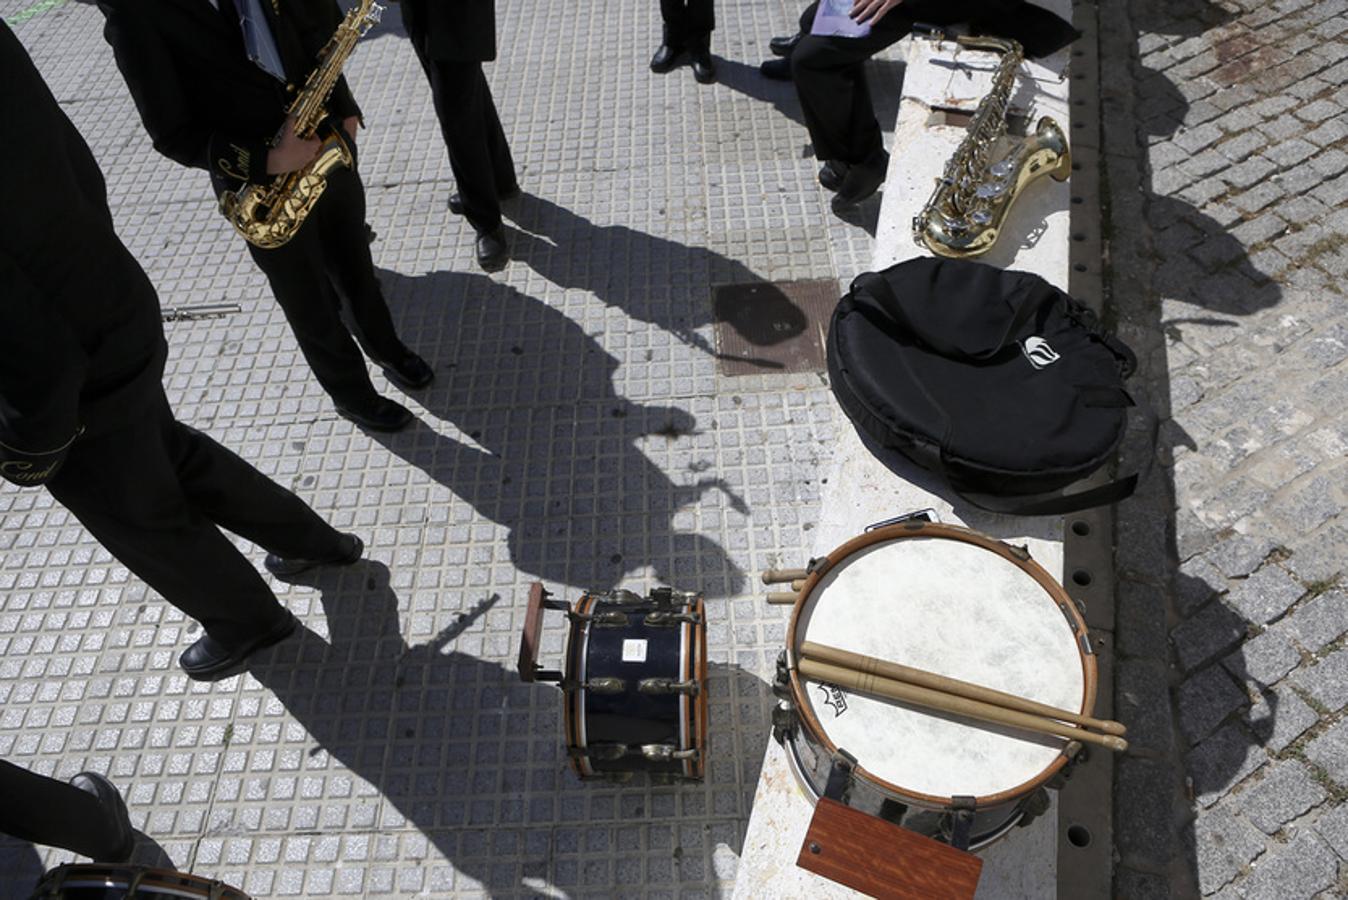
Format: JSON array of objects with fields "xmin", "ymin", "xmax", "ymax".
[{"xmin": 711, "ymin": 279, "xmax": 839, "ymax": 376}]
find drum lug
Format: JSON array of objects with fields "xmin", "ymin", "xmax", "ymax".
[
  {"xmin": 1049, "ymin": 740, "xmax": 1087, "ymax": 790},
  {"xmin": 944, "ymin": 795, "xmax": 978, "ymax": 852},
  {"xmin": 649, "ymin": 585, "xmax": 702, "ymax": 607},
  {"xmin": 640, "ymin": 743, "xmax": 700, "ymax": 763},
  {"xmin": 592, "ymin": 588, "xmax": 645, "ymax": 605},
  {"xmin": 1016, "ymin": 787, "xmax": 1052, "ymax": 829},
  {"xmin": 643, "ymin": 611, "xmax": 701, "ymax": 627},
  {"xmin": 638, "ymin": 678, "xmax": 700, "ymax": 696},
  {"xmin": 569, "ymin": 610, "xmax": 630, "ymax": 628},
  {"xmin": 823, "ymin": 748, "xmax": 858, "ymax": 804},
  {"xmin": 585, "ymin": 677, "xmax": 626, "ymax": 694}
]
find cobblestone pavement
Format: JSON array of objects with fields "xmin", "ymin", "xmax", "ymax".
[
  {"xmin": 1101, "ymin": 0, "xmax": 1348, "ymax": 897},
  {"xmin": 0, "ymin": 0, "xmax": 892, "ymax": 896}
]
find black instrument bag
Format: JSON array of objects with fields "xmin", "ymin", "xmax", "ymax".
[{"xmin": 826, "ymin": 257, "xmax": 1140, "ymax": 515}]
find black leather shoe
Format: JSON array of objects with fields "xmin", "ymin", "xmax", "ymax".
[
  {"xmin": 335, "ymin": 396, "xmax": 414, "ymax": 432},
  {"xmin": 819, "ymin": 160, "xmax": 849, "ymax": 191},
  {"xmin": 179, "ymin": 612, "xmax": 296, "ymax": 681},
  {"xmin": 264, "ymin": 532, "xmax": 364, "ymax": 578},
  {"xmin": 379, "ymin": 352, "xmax": 433, "ymax": 391},
  {"xmin": 769, "ymin": 33, "xmax": 801, "ymax": 57},
  {"xmin": 760, "ymin": 57, "xmax": 791, "ymax": 81},
  {"xmin": 690, "ymin": 37, "xmax": 716, "ymax": 83},
  {"xmin": 650, "ymin": 42, "xmax": 681, "ymax": 73},
  {"xmin": 476, "ymin": 228, "xmax": 510, "ymax": 272},
  {"xmin": 69, "ymin": 772, "xmax": 134, "ymax": 863},
  {"xmin": 834, "ymin": 149, "xmax": 889, "ymax": 206},
  {"xmin": 448, "ymin": 182, "xmax": 521, "ymax": 216}
]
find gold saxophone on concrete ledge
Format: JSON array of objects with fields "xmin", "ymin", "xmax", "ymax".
[
  {"xmin": 219, "ymin": 1, "xmax": 383, "ymax": 249},
  {"xmin": 912, "ymin": 34, "xmax": 1071, "ymax": 259}
]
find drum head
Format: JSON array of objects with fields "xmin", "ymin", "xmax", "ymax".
[{"xmin": 790, "ymin": 525, "xmax": 1091, "ymax": 804}]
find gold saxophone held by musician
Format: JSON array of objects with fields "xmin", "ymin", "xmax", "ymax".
[
  {"xmin": 219, "ymin": 1, "xmax": 383, "ymax": 249},
  {"xmin": 912, "ymin": 34, "xmax": 1071, "ymax": 259}
]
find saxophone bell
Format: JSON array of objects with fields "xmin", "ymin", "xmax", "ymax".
[{"xmin": 912, "ymin": 36, "xmax": 1072, "ymax": 259}]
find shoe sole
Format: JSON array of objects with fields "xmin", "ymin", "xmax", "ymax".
[{"xmin": 180, "ymin": 613, "xmax": 297, "ymax": 682}]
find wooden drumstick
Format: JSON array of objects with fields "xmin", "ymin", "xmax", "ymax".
[
  {"xmin": 766, "ymin": 592, "xmax": 798, "ymax": 605},
  {"xmin": 790, "ymin": 579, "xmax": 805, "ymax": 592},
  {"xmin": 761, "ymin": 568, "xmax": 808, "ymax": 585},
  {"xmin": 801, "ymin": 641, "xmax": 1126, "ymax": 736},
  {"xmin": 798, "ymin": 657, "xmax": 1129, "ymax": 753}
]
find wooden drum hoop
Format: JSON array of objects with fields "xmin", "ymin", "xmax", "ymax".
[{"xmin": 785, "ymin": 521, "xmax": 1097, "ymax": 812}]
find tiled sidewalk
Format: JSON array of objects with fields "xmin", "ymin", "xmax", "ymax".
[
  {"xmin": 1102, "ymin": 0, "xmax": 1348, "ymax": 897},
  {"xmin": 0, "ymin": 0, "xmax": 894, "ymax": 896}
]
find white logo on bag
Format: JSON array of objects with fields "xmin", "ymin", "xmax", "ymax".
[{"xmin": 1021, "ymin": 336, "xmax": 1061, "ymax": 369}]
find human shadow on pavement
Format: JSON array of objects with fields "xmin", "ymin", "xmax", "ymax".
[
  {"xmin": 0, "ymin": 832, "xmax": 177, "ymax": 900},
  {"xmin": 505, "ymin": 192, "xmax": 807, "ymax": 364},
  {"xmin": 372, "ymin": 267, "xmax": 749, "ymax": 599},
  {"xmin": 0, "ymin": 840, "xmax": 44, "ymax": 900},
  {"xmin": 247, "ymin": 562, "xmax": 773, "ymax": 897},
  {"xmin": 1102, "ymin": 0, "xmax": 1286, "ymax": 896}
]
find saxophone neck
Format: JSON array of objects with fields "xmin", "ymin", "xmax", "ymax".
[
  {"xmin": 953, "ymin": 34, "xmax": 1023, "ymax": 60},
  {"xmin": 288, "ymin": 1, "xmax": 381, "ymax": 135}
]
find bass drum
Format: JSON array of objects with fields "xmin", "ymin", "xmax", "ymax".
[
  {"xmin": 778, "ymin": 521, "xmax": 1096, "ymax": 849},
  {"xmin": 30, "ymin": 864, "xmax": 250, "ymax": 899},
  {"xmin": 564, "ymin": 588, "xmax": 708, "ymax": 783}
]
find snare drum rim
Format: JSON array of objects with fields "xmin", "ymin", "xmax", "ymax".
[
  {"xmin": 35, "ymin": 863, "xmax": 246, "ymax": 898},
  {"xmin": 785, "ymin": 521, "xmax": 1098, "ymax": 810}
]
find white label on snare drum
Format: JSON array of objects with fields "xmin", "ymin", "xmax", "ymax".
[{"xmin": 622, "ymin": 639, "xmax": 648, "ymax": 663}]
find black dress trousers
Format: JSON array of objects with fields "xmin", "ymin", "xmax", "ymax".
[
  {"xmin": 790, "ymin": 4, "xmax": 916, "ymax": 165},
  {"xmin": 0, "ymin": 761, "xmax": 117, "ymax": 861},
  {"xmin": 413, "ymin": 53, "xmax": 516, "ymax": 235},
  {"xmin": 234, "ymin": 143, "xmax": 409, "ymax": 408},
  {"xmin": 660, "ymin": 0, "xmax": 715, "ymax": 44},
  {"xmin": 46, "ymin": 390, "xmax": 340, "ymax": 646}
]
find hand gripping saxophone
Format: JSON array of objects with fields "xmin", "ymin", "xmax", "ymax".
[
  {"xmin": 219, "ymin": 1, "xmax": 383, "ymax": 249},
  {"xmin": 912, "ymin": 35, "xmax": 1071, "ymax": 259}
]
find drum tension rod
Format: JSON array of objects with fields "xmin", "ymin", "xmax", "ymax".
[
  {"xmin": 584, "ymin": 677, "xmax": 626, "ymax": 694},
  {"xmin": 638, "ymin": 678, "xmax": 700, "ymax": 696},
  {"xmin": 641, "ymin": 744, "xmax": 700, "ymax": 763},
  {"xmin": 643, "ymin": 611, "xmax": 701, "ymax": 627}
]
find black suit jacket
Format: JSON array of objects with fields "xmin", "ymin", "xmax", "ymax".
[
  {"xmin": 400, "ymin": 0, "xmax": 497, "ymax": 62},
  {"xmin": 98, "ymin": 0, "xmax": 363, "ymax": 191},
  {"xmin": 0, "ymin": 22, "xmax": 165, "ymax": 468}
]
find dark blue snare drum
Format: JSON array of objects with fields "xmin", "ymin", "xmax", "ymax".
[{"xmin": 519, "ymin": 583, "xmax": 708, "ymax": 783}]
